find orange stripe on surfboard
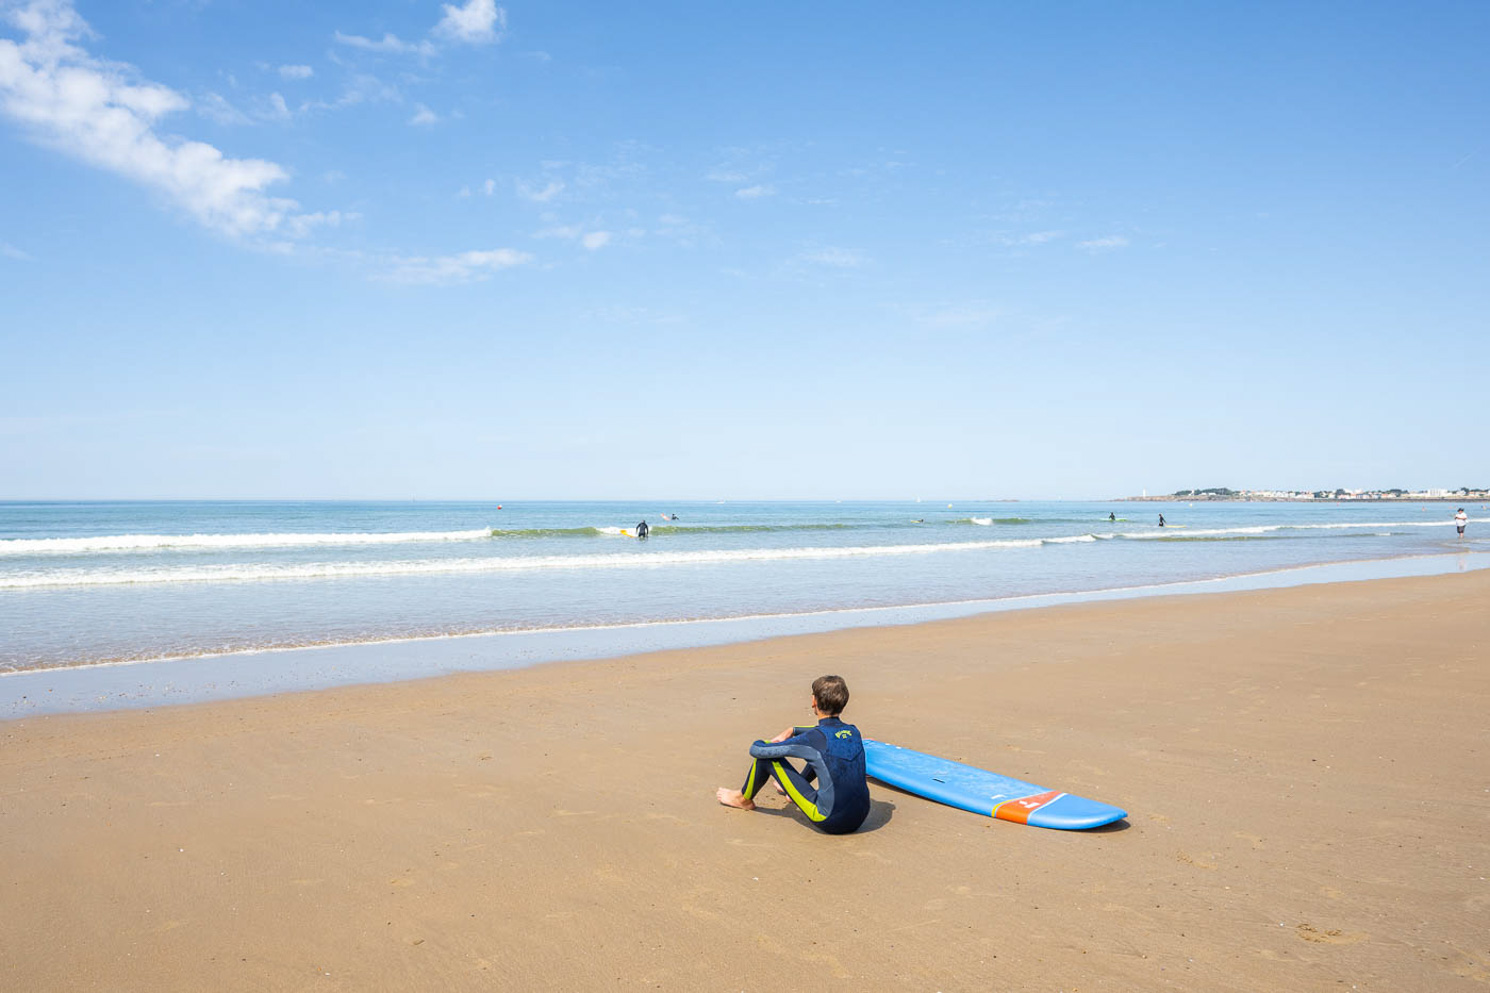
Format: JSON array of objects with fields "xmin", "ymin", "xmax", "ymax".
[{"xmin": 992, "ymin": 790, "xmax": 1063, "ymax": 824}]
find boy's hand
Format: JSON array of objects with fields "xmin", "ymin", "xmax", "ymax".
[{"xmin": 768, "ymin": 726, "xmax": 795, "ymax": 743}]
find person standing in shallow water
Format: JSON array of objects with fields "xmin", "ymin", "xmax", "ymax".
[
  {"xmin": 1158, "ymin": 514, "xmax": 1166, "ymax": 527},
  {"xmin": 1455, "ymin": 507, "xmax": 1468, "ymax": 539},
  {"xmin": 716, "ymin": 674, "xmax": 871, "ymax": 835}
]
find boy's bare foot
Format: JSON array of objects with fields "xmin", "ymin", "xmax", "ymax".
[{"xmin": 716, "ymin": 787, "xmax": 756, "ymax": 810}]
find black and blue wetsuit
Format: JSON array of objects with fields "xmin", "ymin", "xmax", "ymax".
[{"xmin": 740, "ymin": 716, "xmax": 871, "ymax": 834}]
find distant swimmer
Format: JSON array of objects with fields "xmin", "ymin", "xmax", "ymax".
[
  {"xmin": 1158, "ymin": 514, "xmax": 1166, "ymax": 527},
  {"xmin": 1109, "ymin": 512, "xmax": 1116, "ymax": 522},
  {"xmin": 636, "ymin": 520, "xmax": 650, "ymax": 540},
  {"xmin": 1456, "ymin": 507, "xmax": 1468, "ymax": 538}
]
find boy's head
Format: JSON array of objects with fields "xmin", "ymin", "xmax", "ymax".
[{"xmin": 811, "ymin": 675, "xmax": 850, "ymax": 716}]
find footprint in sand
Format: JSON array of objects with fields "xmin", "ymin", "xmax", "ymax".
[
  {"xmin": 1295, "ymin": 923, "xmax": 1366, "ymax": 945},
  {"xmin": 1176, "ymin": 852, "xmax": 1218, "ymax": 870}
]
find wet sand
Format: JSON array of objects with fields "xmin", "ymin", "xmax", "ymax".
[{"xmin": 3, "ymin": 569, "xmax": 1488, "ymax": 991}]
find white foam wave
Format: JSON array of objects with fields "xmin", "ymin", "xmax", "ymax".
[
  {"xmin": 1, "ymin": 537, "xmax": 1053, "ymax": 589},
  {"xmin": 0, "ymin": 529, "xmax": 494, "ymax": 556},
  {"xmin": 1117, "ymin": 518, "xmax": 1483, "ymax": 541}
]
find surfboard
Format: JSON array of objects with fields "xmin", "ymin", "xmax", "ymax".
[{"xmin": 864, "ymin": 739, "xmax": 1126, "ymax": 830}]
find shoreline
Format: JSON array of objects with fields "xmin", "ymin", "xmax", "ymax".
[
  {"xmin": 5, "ymin": 548, "xmax": 1489, "ymax": 716},
  {"xmin": 4, "ymin": 548, "xmax": 1488, "ymax": 718},
  {"xmin": 3, "ymin": 568, "xmax": 1487, "ymax": 990}
]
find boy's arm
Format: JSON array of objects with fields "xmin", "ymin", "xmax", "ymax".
[{"xmin": 750, "ymin": 728, "xmax": 818, "ymax": 761}]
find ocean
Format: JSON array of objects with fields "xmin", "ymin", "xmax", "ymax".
[{"xmin": 2, "ymin": 499, "xmax": 1485, "ymax": 682}]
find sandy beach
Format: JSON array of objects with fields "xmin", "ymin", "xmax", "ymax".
[{"xmin": 3, "ymin": 569, "xmax": 1488, "ymax": 991}]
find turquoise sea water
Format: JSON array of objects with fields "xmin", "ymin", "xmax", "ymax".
[{"xmin": 2, "ymin": 499, "xmax": 1486, "ymax": 675}]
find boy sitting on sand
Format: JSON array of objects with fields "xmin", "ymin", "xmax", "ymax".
[{"xmin": 716, "ymin": 674, "xmax": 871, "ymax": 835}]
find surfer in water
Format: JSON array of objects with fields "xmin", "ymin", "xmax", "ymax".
[
  {"xmin": 1158, "ymin": 514, "xmax": 1166, "ymax": 527},
  {"xmin": 1109, "ymin": 512, "xmax": 1116, "ymax": 522},
  {"xmin": 716, "ymin": 675, "xmax": 871, "ymax": 835},
  {"xmin": 636, "ymin": 520, "xmax": 650, "ymax": 540}
]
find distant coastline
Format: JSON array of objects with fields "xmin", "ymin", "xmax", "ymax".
[{"xmin": 1123, "ymin": 487, "xmax": 1489, "ymax": 502}]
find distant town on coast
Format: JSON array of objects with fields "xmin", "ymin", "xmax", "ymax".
[{"xmin": 1124, "ymin": 487, "xmax": 1489, "ymax": 502}]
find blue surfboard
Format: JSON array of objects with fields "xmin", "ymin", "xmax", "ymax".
[{"xmin": 864, "ymin": 740, "xmax": 1126, "ymax": 830}]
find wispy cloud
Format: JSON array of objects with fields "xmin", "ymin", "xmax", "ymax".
[
  {"xmin": 312, "ymin": 72, "xmax": 403, "ymax": 112},
  {"xmin": 535, "ymin": 224, "xmax": 583, "ymax": 240},
  {"xmin": 517, "ymin": 179, "xmax": 564, "ymax": 202},
  {"xmin": 433, "ymin": 0, "xmax": 506, "ymax": 44},
  {"xmin": 580, "ymin": 231, "xmax": 610, "ymax": 251},
  {"xmin": 734, "ymin": 184, "xmax": 775, "ymax": 199},
  {"xmin": 337, "ymin": 0, "xmax": 506, "ymax": 59},
  {"xmin": 1, "ymin": 240, "xmax": 32, "ymax": 261},
  {"xmin": 384, "ymin": 248, "xmax": 532, "ymax": 285},
  {"xmin": 0, "ymin": 0, "xmax": 314, "ymax": 240},
  {"xmin": 278, "ymin": 64, "xmax": 313, "ymax": 80},
  {"xmin": 797, "ymin": 247, "xmax": 863, "ymax": 268},
  {"xmin": 408, "ymin": 103, "xmax": 438, "ymax": 126},
  {"xmin": 915, "ymin": 304, "xmax": 1002, "ymax": 329},
  {"xmin": 333, "ymin": 31, "xmax": 436, "ymax": 58},
  {"xmin": 1078, "ymin": 235, "xmax": 1129, "ymax": 252},
  {"xmin": 197, "ymin": 91, "xmax": 251, "ymax": 126},
  {"xmin": 282, "ymin": 210, "xmax": 355, "ymax": 239}
]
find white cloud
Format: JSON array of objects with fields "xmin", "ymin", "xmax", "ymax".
[
  {"xmin": 282, "ymin": 210, "xmax": 355, "ymax": 239},
  {"xmin": 534, "ymin": 224, "xmax": 582, "ymax": 240},
  {"xmin": 734, "ymin": 184, "xmax": 774, "ymax": 199},
  {"xmin": 433, "ymin": 0, "xmax": 506, "ymax": 44},
  {"xmin": 580, "ymin": 231, "xmax": 610, "ymax": 251},
  {"xmin": 278, "ymin": 64, "xmax": 313, "ymax": 80},
  {"xmin": 1078, "ymin": 235, "xmax": 1130, "ymax": 252},
  {"xmin": 482, "ymin": 178, "xmax": 495, "ymax": 196},
  {"xmin": 1024, "ymin": 230, "xmax": 1063, "ymax": 244},
  {"xmin": 333, "ymin": 31, "xmax": 435, "ymax": 57},
  {"xmin": 384, "ymin": 248, "xmax": 532, "ymax": 285},
  {"xmin": 0, "ymin": 0, "xmax": 312, "ymax": 239},
  {"xmin": 266, "ymin": 92, "xmax": 290, "ymax": 120},
  {"xmin": 517, "ymin": 179, "xmax": 564, "ymax": 202},
  {"xmin": 706, "ymin": 169, "xmax": 747, "ymax": 183},
  {"xmin": 1, "ymin": 240, "xmax": 32, "ymax": 261},
  {"xmin": 408, "ymin": 103, "xmax": 438, "ymax": 126}
]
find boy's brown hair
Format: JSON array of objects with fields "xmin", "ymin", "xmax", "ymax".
[{"xmin": 811, "ymin": 675, "xmax": 850, "ymax": 716}]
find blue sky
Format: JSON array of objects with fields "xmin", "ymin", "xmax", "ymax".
[{"xmin": 1, "ymin": 0, "xmax": 1486, "ymax": 500}]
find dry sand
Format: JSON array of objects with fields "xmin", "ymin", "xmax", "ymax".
[{"xmin": 3, "ymin": 570, "xmax": 1488, "ymax": 991}]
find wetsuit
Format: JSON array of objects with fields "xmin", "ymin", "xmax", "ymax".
[{"xmin": 740, "ymin": 716, "xmax": 871, "ymax": 834}]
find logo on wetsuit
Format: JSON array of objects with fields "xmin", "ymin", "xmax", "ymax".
[{"xmin": 834, "ymin": 729, "xmax": 854, "ymax": 739}]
